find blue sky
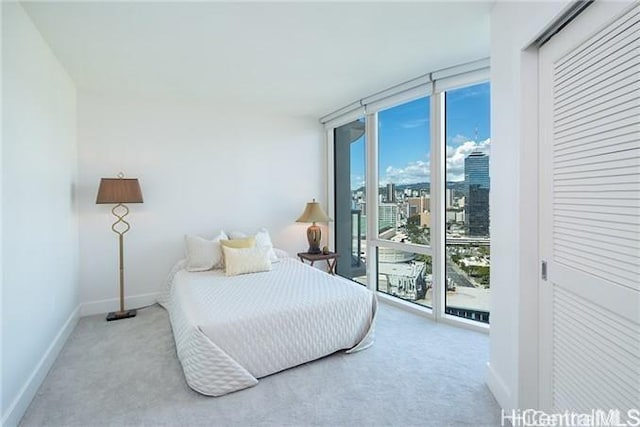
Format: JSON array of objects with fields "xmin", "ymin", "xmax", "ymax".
[{"xmin": 350, "ymin": 81, "xmax": 490, "ymax": 189}]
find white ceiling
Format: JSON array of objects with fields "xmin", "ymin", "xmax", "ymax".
[{"xmin": 23, "ymin": 2, "xmax": 492, "ymax": 118}]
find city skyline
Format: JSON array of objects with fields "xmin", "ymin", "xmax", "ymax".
[{"xmin": 349, "ymin": 81, "xmax": 490, "ymax": 190}]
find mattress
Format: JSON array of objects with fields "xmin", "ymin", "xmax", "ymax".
[{"xmin": 159, "ymin": 257, "xmax": 377, "ymax": 396}]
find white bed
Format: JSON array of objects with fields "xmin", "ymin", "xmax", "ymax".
[{"xmin": 159, "ymin": 257, "xmax": 377, "ymax": 396}]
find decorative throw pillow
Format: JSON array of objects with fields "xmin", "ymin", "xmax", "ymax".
[
  {"xmin": 229, "ymin": 228, "xmax": 278, "ymax": 262},
  {"xmin": 220, "ymin": 236, "xmax": 255, "ymax": 249},
  {"xmin": 184, "ymin": 230, "xmax": 228, "ymax": 272},
  {"xmin": 222, "ymin": 246, "xmax": 272, "ymax": 276}
]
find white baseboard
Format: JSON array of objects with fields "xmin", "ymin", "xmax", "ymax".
[
  {"xmin": 80, "ymin": 292, "xmax": 161, "ymax": 317},
  {"xmin": 486, "ymin": 361, "xmax": 512, "ymax": 413},
  {"xmin": 1, "ymin": 306, "xmax": 80, "ymax": 427}
]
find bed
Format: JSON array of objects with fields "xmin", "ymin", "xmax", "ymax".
[{"xmin": 159, "ymin": 256, "xmax": 377, "ymax": 396}]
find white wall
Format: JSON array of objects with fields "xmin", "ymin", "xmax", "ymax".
[
  {"xmin": 1, "ymin": 3, "xmax": 79, "ymax": 425},
  {"xmin": 488, "ymin": 0, "xmax": 570, "ymax": 412},
  {"xmin": 77, "ymin": 92, "xmax": 324, "ymax": 314}
]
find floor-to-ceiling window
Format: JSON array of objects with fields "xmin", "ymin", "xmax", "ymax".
[
  {"xmin": 326, "ymin": 61, "xmax": 490, "ymax": 327},
  {"xmin": 334, "ymin": 119, "xmax": 367, "ymax": 284},
  {"xmin": 444, "ymin": 82, "xmax": 491, "ymax": 323},
  {"xmin": 376, "ymin": 97, "xmax": 433, "ymax": 308}
]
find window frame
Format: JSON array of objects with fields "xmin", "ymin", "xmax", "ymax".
[{"xmin": 326, "ymin": 70, "xmax": 490, "ymax": 333}]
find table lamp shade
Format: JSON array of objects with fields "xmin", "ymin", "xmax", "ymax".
[
  {"xmin": 296, "ymin": 199, "xmax": 332, "ymax": 254},
  {"xmin": 296, "ymin": 199, "xmax": 332, "ymax": 224},
  {"xmin": 96, "ymin": 178, "xmax": 143, "ymax": 204}
]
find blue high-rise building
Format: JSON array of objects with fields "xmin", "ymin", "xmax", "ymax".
[
  {"xmin": 465, "ymin": 151, "xmax": 490, "ymax": 190},
  {"xmin": 464, "ymin": 151, "xmax": 490, "ymax": 236}
]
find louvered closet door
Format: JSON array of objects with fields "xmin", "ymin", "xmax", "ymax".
[{"xmin": 539, "ymin": 0, "xmax": 640, "ymax": 413}]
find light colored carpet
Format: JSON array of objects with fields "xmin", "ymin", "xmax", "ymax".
[{"xmin": 20, "ymin": 301, "xmax": 501, "ymax": 427}]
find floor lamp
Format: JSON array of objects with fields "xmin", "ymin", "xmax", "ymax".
[{"xmin": 96, "ymin": 173, "xmax": 144, "ymax": 321}]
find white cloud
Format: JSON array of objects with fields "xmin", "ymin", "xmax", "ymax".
[
  {"xmin": 381, "ymin": 160, "xmax": 430, "ymax": 185},
  {"xmin": 350, "ymin": 137, "xmax": 491, "ymax": 188},
  {"xmin": 350, "ymin": 174, "xmax": 365, "ymax": 190},
  {"xmin": 399, "ymin": 118, "xmax": 429, "ymax": 129},
  {"xmin": 446, "ymin": 138, "xmax": 490, "ymax": 182},
  {"xmin": 451, "ymin": 134, "xmax": 469, "ymax": 145}
]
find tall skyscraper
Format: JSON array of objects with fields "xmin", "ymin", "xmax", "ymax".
[
  {"xmin": 464, "ymin": 151, "xmax": 490, "ymax": 236},
  {"xmin": 379, "ymin": 203, "xmax": 398, "ymax": 232},
  {"xmin": 386, "ymin": 183, "xmax": 396, "ymax": 203}
]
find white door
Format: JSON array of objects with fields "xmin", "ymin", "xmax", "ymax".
[{"xmin": 539, "ymin": 0, "xmax": 640, "ymax": 413}]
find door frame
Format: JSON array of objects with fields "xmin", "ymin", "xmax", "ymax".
[
  {"xmin": 517, "ymin": 2, "xmax": 591, "ymax": 412},
  {"xmin": 519, "ymin": 45, "xmax": 543, "ymax": 411}
]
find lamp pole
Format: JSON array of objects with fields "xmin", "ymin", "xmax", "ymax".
[{"xmin": 107, "ymin": 202, "xmax": 135, "ymax": 321}]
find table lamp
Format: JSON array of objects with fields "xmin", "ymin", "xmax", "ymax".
[{"xmin": 296, "ymin": 199, "xmax": 332, "ymax": 254}]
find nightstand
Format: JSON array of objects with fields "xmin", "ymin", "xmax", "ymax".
[{"xmin": 297, "ymin": 252, "xmax": 339, "ymax": 275}]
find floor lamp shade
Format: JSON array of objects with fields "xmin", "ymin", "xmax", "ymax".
[
  {"xmin": 96, "ymin": 175, "xmax": 143, "ymax": 321},
  {"xmin": 96, "ymin": 178, "xmax": 143, "ymax": 204},
  {"xmin": 296, "ymin": 199, "xmax": 332, "ymax": 254}
]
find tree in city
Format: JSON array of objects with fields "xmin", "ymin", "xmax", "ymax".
[{"xmin": 406, "ymin": 214, "xmax": 428, "ymax": 245}]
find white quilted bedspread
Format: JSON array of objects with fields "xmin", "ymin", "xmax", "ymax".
[{"xmin": 161, "ymin": 258, "xmax": 377, "ymax": 396}]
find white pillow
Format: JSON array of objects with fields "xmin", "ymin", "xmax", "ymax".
[
  {"xmin": 230, "ymin": 228, "xmax": 278, "ymax": 262},
  {"xmin": 222, "ymin": 246, "xmax": 272, "ymax": 276},
  {"xmin": 184, "ymin": 230, "xmax": 228, "ymax": 272}
]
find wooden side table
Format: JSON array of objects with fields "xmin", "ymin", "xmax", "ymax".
[{"xmin": 297, "ymin": 252, "xmax": 339, "ymax": 275}]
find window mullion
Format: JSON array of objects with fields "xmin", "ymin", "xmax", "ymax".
[
  {"xmin": 431, "ymin": 92, "xmax": 446, "ymax": 322},
  {"xmin": 326, "ymin": 128, "xmax": 336, "ymax": 251},
  {"xmin": 365, "ymin": 112, "xmax": 378, "ymax": 292}
]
